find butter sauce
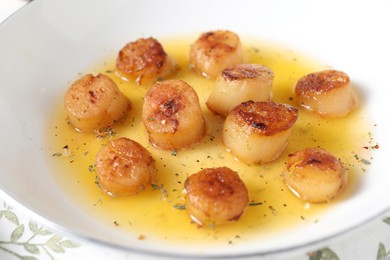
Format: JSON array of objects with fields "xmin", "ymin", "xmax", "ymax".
[{"xmin": 46, "ymin": 38, "xmax": 372, "ymax": 245}]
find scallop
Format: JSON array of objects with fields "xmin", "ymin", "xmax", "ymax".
[
  {"xmin": 295, "ymin": 69, "xmax": 358, "ymax": 117},
  {"xmin": 223, "ymin": 101, "xmax": 298, "ymax": 164},
  {"xmin": 207, "ymin": 64, "xmax": 274, "ymax": 116},
  {"xmin": 142, "ymin": 79, "xmax": 206, "ymax": 150},
  {"xmin": 184, "ymin": 167, "xmax": 249, "ymax": 226},
  {"xmin": 116, "ymin": 37, "xmax": 178, "ymax": 85},
  {"xmin": 95, "ymin": 137, "xmax": 156, "ymax": 197},
  {"xmin": 283, "ymin": 147, "xmax": 347, "ymax": 203},
  {"xmin": 64, "ymin": 73, "xmax": 131, "ymax": 133},
  {"xmin": 189, "ymin": 30, "xmax": 244, "ymax": 78}
]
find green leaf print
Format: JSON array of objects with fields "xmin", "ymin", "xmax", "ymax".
[
  {"xmin": 23, "ymin": 244, "xmax": 40, "ymax": 255},
  {"xmin": 377, "ymin": 242, "xmax": 387, "ymax": 259},
  {"xmin": 20, "ymin": 256, "xmax": 38, "ymax": 260},
  {"xmin": 10, "ymin": 225, "xmax": 25, "ymax": 243},
  {"xmin": 383, "ymin": 217, "xmax": 390, "ymax": 225},
  {"xmin": 28, "ymin": 221, "xmax": 39, "ymax": 234},
  {"xmin": 0, "ymin": 202, "xmax": 80, "ymax": 259},
  {"xmin": 308, "ymin": 247, "xmax": 339, "ymax": 260},
  {"xmin": 1, "ymin": 210, "xmax": 20, "ymax": 226},
  {"xmin": 58, "ymin": 240, "xmax": 80, "ymax": 248}
]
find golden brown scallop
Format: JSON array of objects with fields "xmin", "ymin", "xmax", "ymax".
[
  {"xmin": 116, "ymin": 37, "xmax": 178, "ymax": 85},
  {"xmin": 189, "ymin": 30, "xmax": 244, "ymax": 78},
  {"xmin": 295, "ymin": 69, "xmax": 358, "ymax": 117},
  {"xmin": 64, "ymin": 73, "xmax": 131, "ymax": 133},
  {"xmin": 207, "ymin": 64, "xmax": 275, "ymax": 116},
  {"xmin": 283, "ymin": 147, "xmax": 347, "ymax": 203},
  {"xmin": 142, "ymin": 79, "xmax": 205, "ymax": 150},
  {"xmin": 184, "ymin": 167, "xmax": 249, "ymax": 226},
  {"xmin": 95, "ymin": 137, "xmax": 156, "ymax": 197},
  {"xmin": 223, "ymin": 101, "xmax": 298, "ymax": 164}
]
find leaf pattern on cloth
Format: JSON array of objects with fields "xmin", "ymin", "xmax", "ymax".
[
  {"xmin": 377, "ymin": 242, "xmax": 388, "ymax": 260},
  {"xmin": 377, "ymin": 218, "xmax": 390, "ymax": 260},
  {"xmin": 383, "ymin": 217, "xmax": 390, "ymax": 226},
  {"xmin": 1, "ymin": 198, "xmax": 390, "ymax": 259},
  {"xmin": 307, "ymin": 247, "xmax": 339, "ymax": 260},
  {"xmin": 0, "ymin": 202, "xmax": 80, "ymax": 259}
]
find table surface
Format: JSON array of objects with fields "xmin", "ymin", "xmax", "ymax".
[{"xmin": 1, "ymin": 1, "xmax": 390, "ymax": 259}]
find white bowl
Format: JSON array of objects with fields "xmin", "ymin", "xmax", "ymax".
[{"xmin": 1, "ymin": 0, "xmax": 390, "ymax": 258}]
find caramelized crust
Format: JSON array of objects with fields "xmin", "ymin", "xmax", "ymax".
[
  {"xmin": 222, "ymin": 64, "xmax": 274, "ymax": 81},
  {"xmin": 295, "ymin": 70, "xmax": 349, "ymax": 96},
  {"xmin": 144, "ymin": 83, "xmax": 184, "ymax": 133},
  {"xmin": 231, "ymin": 101, "xmax": 298, "ymax": 136},
  {"xmin": 284, "ymin": 147, "xmax": 347, "ymax": 203},
  {"xmin": 287, "ymin": 147, "xmax": 344, "ymax": 172},
  {"xmin": 142, "ymin": 80, "xmax": 205, "ymax": 150},
  {"xmin": 64, "ymin": 73, "xmax": 131, "ymax": 132},
  {"xmin": 116, "ymin": 37, "xmax": 178, "ymax": 85},
  {"xmin": 223, "ymin": 101, "xmax": 298, "ymax": 164},
  {"xmin": 206, "ymin": 64, "xmax": 274, "ymax": 116},
  {"xmin": 196, "ymin": 31, "xmax": 238, "ymax": 57},
  {"xmin": 96, "ymin": 137, "xmax": 156, "ymax": 197},
  {"xmin": 295, "ymin": 69, "xmax": 357, "ymax": 117},
  {"xmin": 189, "ymin": 30, "xmax": 243, "ymax": 78},
  {"xmin": 185, "ymin": 167, "xmax": 249, "ymax": 225}
]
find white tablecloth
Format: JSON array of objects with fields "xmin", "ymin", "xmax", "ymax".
[{"xmin": 1, "ymin": 1, "xmax": 390, "ymax": 259}]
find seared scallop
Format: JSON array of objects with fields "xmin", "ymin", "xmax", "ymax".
[
  {"xmin": 223, "ymin": 101, "xmax": 298, "ymax": 164},
  {"xmin": 116, "ymin": 37, "xmax": 178, "ymax": 85},
  {"xmin": 95, "ymin": 137, "xmax": 156, "ymax": 197},
  {"xmin": 207, "ymin": 64, "xmax": 274, "ymax": 116},
  {"xmin": 64, "ymin": 73, "xmax": 131, "ymax": 133},
  {"xmin": 283, "ymin": 147, "xmax": 347, "ymax": 203},
  {"xmin": 142, "ymin": 79, "xmax": 205, "ymax": 150},
  {"xmin": 184, "ymin": 167, "xmax": 249, "ymax": 226},
  {"xmin": 189, "ymin": 30, "xmax": 244, "ymax": 78},
  {"xmin": 295, "ymin": 69, "xmax": 358, "ymax": 117}
]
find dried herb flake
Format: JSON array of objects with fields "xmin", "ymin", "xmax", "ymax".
[{"xmin": 173, "ymin": 204, "xmax": 186, "ymax": 210}]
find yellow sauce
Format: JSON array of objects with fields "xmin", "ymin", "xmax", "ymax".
[{"xmin": 45, "ymin": 38, "xmax": 373, "ymax": 246}]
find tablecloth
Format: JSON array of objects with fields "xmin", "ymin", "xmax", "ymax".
[{"xmin": 1, "ymin": 1, "xmax": 390, "ymax": 259}]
